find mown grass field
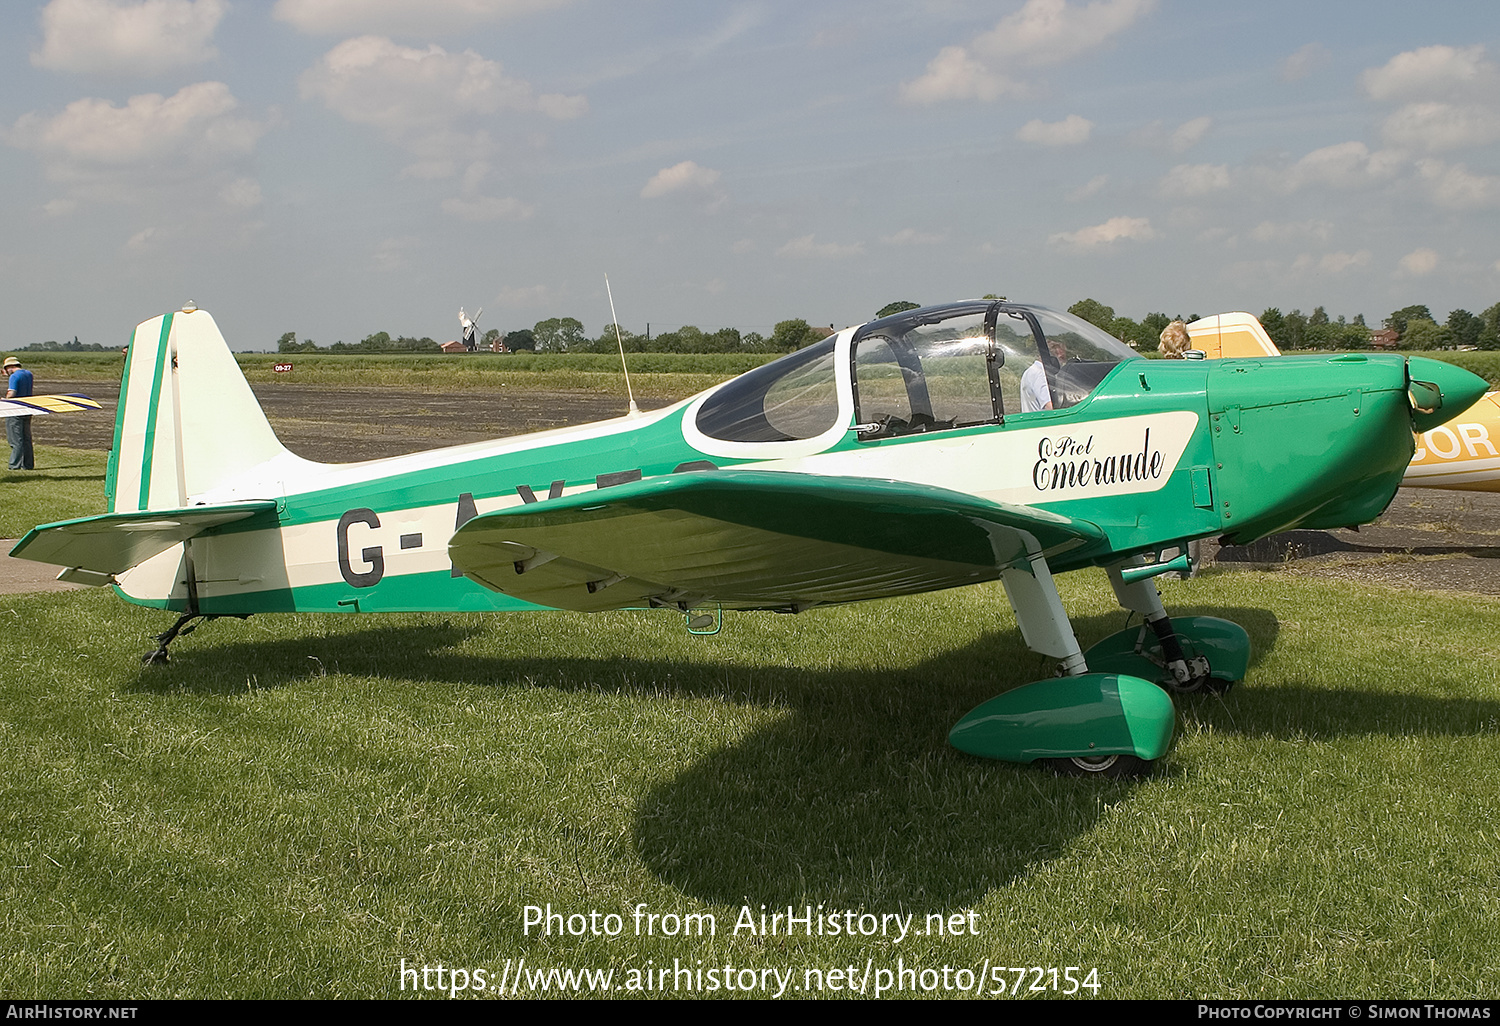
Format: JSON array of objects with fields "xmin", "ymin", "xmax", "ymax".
[
  {"xmin": 18, "ymin": 347, "xmax": 1500, "ymax": 393},
  {"xmin": 12, "ymin": 351, "xmax": 782, "ymax": 404},
  {"xmin": 2, "ymin": 449, "xmax": 1499, "ymax": 999}
]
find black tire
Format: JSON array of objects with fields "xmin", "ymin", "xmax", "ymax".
[{"xmin": 1045, "ymin": 754, "xmax": 1152, "ymax": 778}]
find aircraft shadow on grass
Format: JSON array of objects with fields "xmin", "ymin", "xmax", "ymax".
[
  {"xmin": 1218, "ymin": 529, "xmax": 1500, "ymax": 562},
  {"xmin": 120, "ymin": 601, "xmax": 1496, "ymax": 907}
]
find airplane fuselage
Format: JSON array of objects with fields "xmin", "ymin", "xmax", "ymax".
[{"xmin": 114, "ymin": 341, "xmax": 1418, "ymax": 616}]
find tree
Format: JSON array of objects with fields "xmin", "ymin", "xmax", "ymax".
[
  {"xmin": 1068, "ymin": 298, "xmax": 1115, "ymax": 331},
  {"xmin": 876, "ymin": 300, "xmax": 920, "ymax": 318},
  {"xmin": 277, "ymin": 331, "xmax": 298, "ymax": 353},
  {"xmin": 1479, "ymin": 303, "xmax": 1500, "ymax": 350},
  {"xmin": 1283, "ymin": 309, "xmax": 1308, "ymax": 350},
  {"xmin": 533, "ymin": 317, "xmax": 585, "ymax": 352},
  {"xmin": 1385, "ymin": 305, "xmax": 1432, "ymax": 337},
  {"xmin": 769, "ymin": 319, "xmax": 822, "ymax": 351},
  {"xmin": 482, "ymin": 328, "xmax": 500, "ymax": 349},
  {"xmin": 1259, "ymin": 308, "xmax": 1287, "ymax": 349},
  {"xmin": 1447, "ymin": 309, "xmax": 1482, "ymax": 349},
  {"xmin": 1309, "ymin": 306, "xmax": 1329, "ymax": 326},
  {"xmin": 1110, "ymin": 315, "xmax": 1153, "ymax": 348},
  {"xmin": 503, "ymin": 329, "xmax": 536, "ymax": 352},
  {"xmin": 1401, "ymin": 317, "xmax": 1447, "ymax": 350}
]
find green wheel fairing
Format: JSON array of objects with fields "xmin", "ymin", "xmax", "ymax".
[
  {"xmin": 948, "ymin": 673, "xmax": 1175, "ymax": 764},
  {"xmin": 1083, "ymin": 615, "xmax": 1251, "ymax": 690}
]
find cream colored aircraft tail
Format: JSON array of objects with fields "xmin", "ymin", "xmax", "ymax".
[
  {"xmin": 1186, "ymin": 312, "xmax": 1281, "ymax": 358},
  {"xmin": 108, "ymin": 308, "xmax": 290, "ymax": 513}
]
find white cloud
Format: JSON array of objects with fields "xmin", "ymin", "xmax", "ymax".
[
  {"xmin": 125, "ymin": 225, "xmax": 163, "ymax": 253},
  {"xmin": 1381, "ymin": 102, "xmax": 1500, "ymax": 152},
  {"xmin": 1249, "ymin": 219, "xmax": 1333, "ymax": 244},
  {"xmin": 901, "ymin": 0, "xmax": 1154, "ymax": 104},
  {"xmin": 43, "ymin": 198, "xmax": 79, "ymax": 216},
  {"xmin": 1397, "ymin": 248, "xmax": 1439, "ymax": 276},
  {"xmin": 440, "ymin": 160, "xmax": 534, "ymax": 220},
  {"xmin": 1016, "ymin": 114, "xmax": 1093, "ymax": 146},
  {"xmin": 881, "ymin": 228, "xmax": 945, "ymax": 246},
  {"xmin": 273, "ymin": 0, "xmax": 571, "ymax": 35},
  {"xmin": 1069, "ymin": 174, "xmax": 1107, "ymax": 200},
  {"xmin": 1361, "ymin": 45, "xmax": 1496, "ymax": 102},
  {"xmin": 641, "ymin": 160, "xmax": 721, "ymax": 199},
  {"xmin": 441, "ymin": 194, "xmax": 533, "ymax": 220},
  {"xmin": 6, "ymin": 81, "xmax": 268, "ymax": 181},
  {"xmin": 494, "ymin": 283, "xmax": 551, "ymax": 307},
  {"xmin": 776, "ymin": 234, "xmax": 864, "ymax": 259},
  {"xmin": 1279, "ymin": 42, "xmax": 1329, "ymax": 83},
  {"xmin": 1160, "ymin": 162, "xmax": 1229, "ymax": 197},
  {"xmin": 372, "ymin": 235, "xmax": 419, "ymax": 271},
  {"xmin": 1296, "ymin": 250, "xmax": 1370, "ymax": 274},
  {"xmin": 300, "ymin": 36, "xmax": 586, "ymax": 178},
  {"xmin": 31, "ymin": 0, "xmax": 226, "ymax": 76},
  {"xmin": 219, "ymin": 177, "xmax": 263, "ymax": 209},
  {"xmin": 730, "ymin": 238, "xmax": 756, "ymax": 254},
  {"xmin": 972, "ymin": 0, "xmax": 1156, "ymax": 67},
  {"xmin": 1416, "ymin": 159, "xmax": 1500, "ymax": 209},
  {"xmin": 899, "ymin": 46, "xmax": 1019, "ymax": 104},
  {"xmin": 1048, "ymin": 215, "xmax": 1154, "ymax": 250},
  {"xmin": 1279, "ymin": 141, "xmax": 1402, "ymax": 191},
  {"xmin": 1170, "ymin": 116, "xmax": 1212, "ymax": 152}
]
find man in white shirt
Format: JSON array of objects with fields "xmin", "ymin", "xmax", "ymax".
[{"xmin": 1019, "ymin": 338, "xmax": 1067, "ymax": 412}]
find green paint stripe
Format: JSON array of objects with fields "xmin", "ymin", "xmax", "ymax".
[
  {"xmin": 137, "ymin": 313, "xmax": 174, "ymax": 510},
  {"xmin": 184, "ymin": 570, "xmax": 550, "ymax": 615},
  {"xmin": 107, "ymin": 325, "xmax": 137, "ymax": 513}
]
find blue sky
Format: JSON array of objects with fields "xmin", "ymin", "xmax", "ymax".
[{"xmin": 1, "ymin": 0, "xmax": 1497, "ymax": 350}]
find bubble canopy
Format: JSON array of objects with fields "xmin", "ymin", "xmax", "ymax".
[{"xmin": 692, "ymin": 301, "xmax": 1141, "ymax": 444}]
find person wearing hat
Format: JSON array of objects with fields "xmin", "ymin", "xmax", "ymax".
[{"xmin": 5, "ymin": 355, "xmax": 35, "ymax": 470}]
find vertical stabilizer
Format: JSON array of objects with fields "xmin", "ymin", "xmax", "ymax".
[
  {"xmin": 110, "ymin": 309, "xmax": 288, "ymax": 513},
  {"xmin": 1186, "ymin": 312, "xmax": 1281, "ymax": 359}
]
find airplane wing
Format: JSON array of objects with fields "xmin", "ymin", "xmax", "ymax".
[
  {"xmin": 0, "ymin": 393, "xmax": 103, "ymax": 417},
  {"xmin": 9, "ymin": 501, "xmax": 279, "ymax": 579},
  {"xmin": 449, "ymin": 471, "xmax": 1108, "ymax": 612}
]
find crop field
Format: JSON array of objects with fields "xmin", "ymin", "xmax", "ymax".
[{"xmin": 3, "ymin": 441, "xmax": 1500, "ymax": 999}]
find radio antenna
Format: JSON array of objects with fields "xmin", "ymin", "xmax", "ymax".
[{"xmin": 605, "ymin": 274, "xmax": 641, "ymax": 417}]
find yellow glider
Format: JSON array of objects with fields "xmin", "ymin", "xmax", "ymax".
[{"xmin": 0, "ymin": 393, "xmax": 103, "ymax": 417}]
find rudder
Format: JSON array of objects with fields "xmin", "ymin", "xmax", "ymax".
[{"xmin": 110, "ymin": 308, "xmax": 289, "ymax": 513}]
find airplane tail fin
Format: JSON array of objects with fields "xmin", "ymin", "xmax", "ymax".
[
  {"xmin": 1186, "ymin": 312, "xmax": 1281, "ymax": 358},
  {"xmin": 109, "ymin": 308, "xmax": 290, "ymax": 513}
]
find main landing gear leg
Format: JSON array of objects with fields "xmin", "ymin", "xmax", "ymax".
[
  {"xmin": 1081, "ymin": 559, "xmax": 1251, "ymax": 694},
  {"xmin": 947, "ymin": 537, "xmax": 1175, "ymax": 777},
  {"xmin": 141, "ymin": 612, "xmax": 247, "ymax": 665}
]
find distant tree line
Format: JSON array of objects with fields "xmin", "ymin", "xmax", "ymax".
[
  {"xmin": 15, "ymin": 336, "xmax": 114, "ymax": 352},
  {"xmin": 277, "ymin": 330, "xmax": 440, "ymax": 353},
  {"xmin": 1067, "ymin": 298, "xmax": 1500, "ymax": 352},
  {"xmin": 266, "ymin": 295, "xmax": 1500, "ymax": 357}
]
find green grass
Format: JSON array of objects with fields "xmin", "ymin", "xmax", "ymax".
[
  {"xmin": 0, "ymin": 446, "xmax": 109, "ymax": 537},
  {"xmin": 4, "ymin": 450, "xmax": 1498, "ymax": 999}
]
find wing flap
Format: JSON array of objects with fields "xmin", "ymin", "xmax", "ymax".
[
  {"xmin": 9, "ymin": 501, "xmax": 279, "ymax": 576},
  {"xmin": 449, "ymin": 471, "xmax": 1105, "ymax": 611}
]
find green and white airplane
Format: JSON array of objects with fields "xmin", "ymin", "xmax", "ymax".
[{"xmin": 9, "ymin": 300, "xmax": 1487, "ymax": 775}]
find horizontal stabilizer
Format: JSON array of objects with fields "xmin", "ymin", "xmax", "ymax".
[
  {"xmin": 9, "ymin": 501, "xmax": 278, "ymax": 576},
  {"xmin": 0, "ymin": 393, "xmax": 102, "ymax": 417},
  {"xmin": 449, "ymin": 470, "xmax": 1106, "ymax": 611}
]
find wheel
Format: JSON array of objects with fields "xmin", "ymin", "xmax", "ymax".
[
  {"xmin": 1165, "ymin": 675, "xmax": 1205, "ymax": 695},
  {"xmin": 1045, "ymin": 754, "xmax": 1153, "ymax": 778}
]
